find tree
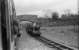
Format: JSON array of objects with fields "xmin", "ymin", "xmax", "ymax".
[
  {"xmin": 64, "ymin": 9, "xmax": 72, "ymax": 17},
  {"xmin": 52, "ymin": 12, "xmax": 59, "ymax": 20}
]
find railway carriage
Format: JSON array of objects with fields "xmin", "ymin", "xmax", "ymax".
[{"xmin": 0, "ymin": 0, "xmax": 19, "ymax": 50}]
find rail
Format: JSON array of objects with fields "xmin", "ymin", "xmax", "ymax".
[{"xmin": 33, "ymin": 36, "xmax": 78, "ymax": 50}]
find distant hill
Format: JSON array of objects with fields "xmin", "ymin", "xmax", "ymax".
[{"xmin": 16, "ymin": 15, "xmax": 38, "ymax": 22}]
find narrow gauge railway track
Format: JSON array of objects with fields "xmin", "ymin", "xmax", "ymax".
[{"xmin": 34, "ymin": 36, "xmax": 74, "ymax": 50}]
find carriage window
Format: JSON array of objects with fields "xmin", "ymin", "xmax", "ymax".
[{"xmin": 13, "ymin": 0, "xmax": 78, "ymax": 50}]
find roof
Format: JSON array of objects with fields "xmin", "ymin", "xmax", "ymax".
[{"xmin": 20, "ymin": 21, "xmax": 33, "ymax": 24}]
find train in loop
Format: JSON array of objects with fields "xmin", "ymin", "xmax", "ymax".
[{"xmin": 26, "ymin": 22, "xmax": 41, "ymax": 36}]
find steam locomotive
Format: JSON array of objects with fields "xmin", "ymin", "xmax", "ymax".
[{"xmin": 24, "ymin": 21, "xmax": 41, "ymax": 36}]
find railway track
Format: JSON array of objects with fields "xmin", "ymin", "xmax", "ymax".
[{"xmin": 33, "ymin": 36, "xmax": 77, "ymax": 50}]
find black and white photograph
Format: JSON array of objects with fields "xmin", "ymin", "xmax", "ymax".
[{"xmin": 0, "ymin": 0, "xmax": 79, "ymax": 50}]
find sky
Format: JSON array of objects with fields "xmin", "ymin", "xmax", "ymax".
[{"xmin": 13, "ymin": 0, "xmax": 78, "ymax": 16}]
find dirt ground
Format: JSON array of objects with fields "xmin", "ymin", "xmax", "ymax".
[
  {"xmin": 15, "ymin": 23, "xmax": 56, "ymax": 50},
  {"xmin": 40, "ymin": 25, "xmax": 79, "ymax": 49}
]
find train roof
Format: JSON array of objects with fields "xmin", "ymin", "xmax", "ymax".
[{"xmin": 19, "ymin": 21, "xmax": 33, "ymax": 24}]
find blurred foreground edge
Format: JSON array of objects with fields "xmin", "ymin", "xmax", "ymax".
[{"xmin": 0, "ymin": 0, "xmax": 16, "ymax": 50}]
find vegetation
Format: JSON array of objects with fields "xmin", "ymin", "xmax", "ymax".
[{"xmin": 37, "ymin": 13, "xmax": 79, "ymax": 27}]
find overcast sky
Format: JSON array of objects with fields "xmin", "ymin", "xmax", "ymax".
[{"xmin": 14, "ymin": 0, "xmax": 78, "ymax": 16}]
